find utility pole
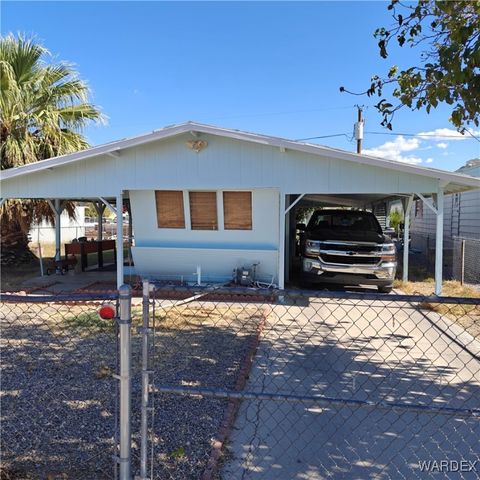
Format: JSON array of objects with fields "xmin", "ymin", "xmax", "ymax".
[{"xmin": 354, "ymin": 106, "xmax": 364, "ymax": 154}]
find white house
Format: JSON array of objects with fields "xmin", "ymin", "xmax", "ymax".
[
  {"xmin": 1, "ymin": 122, "xmax": 479, "ymax": 294},
  {"xmin": 29, "ymin": 206, "xmax": 86, "ymax": 244}
]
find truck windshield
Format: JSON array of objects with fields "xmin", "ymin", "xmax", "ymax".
[{"xmin": 308, "ymin": 212, "xmax": 382, "ymax": 233}]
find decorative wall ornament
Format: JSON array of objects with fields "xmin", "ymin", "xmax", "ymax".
[{"xmin": 186, "ymin": 139, "xmax": 208, "ymax": 153}]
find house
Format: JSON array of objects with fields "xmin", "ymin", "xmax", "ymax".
[
  {"xmin": 29, "ymin": 205, "xmax": 86, "ymax": 245},
  {"xmin": 410, "ymin": 159, "xmax": 480, "ymax": 280},
  {"xmin": 1, "ymin": 122, "xmax": 479, "ymax": 294}
]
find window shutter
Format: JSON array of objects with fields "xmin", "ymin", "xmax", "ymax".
[
  {"xmin": 189, "ymin": 192, "xmax": 218, "ymax": 230},
  {"xmin": 155, "ymin": 191, "xmax": 185, "ymax": 228},
  {"xmin": 223, "ymin": 191, "xmax": 252, "ymax": 230}
]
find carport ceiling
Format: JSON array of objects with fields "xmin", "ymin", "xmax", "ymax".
[{"xmin": 299, "ymin": 194, "xmax": 402, "ymax": 208}]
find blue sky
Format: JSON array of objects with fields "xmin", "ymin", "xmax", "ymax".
[{"xmin": 3, "ymin": 1, "xmax": 479, "ymax": 171}]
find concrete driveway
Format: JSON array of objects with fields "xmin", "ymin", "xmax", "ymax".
[{"xmin": 222, "ymin": 296, "xmax": 480, "ymax": 479}]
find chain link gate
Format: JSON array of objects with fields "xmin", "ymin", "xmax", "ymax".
[
  {"xmin": 136, "ymin": 282, "xmax": 480, "ymax": 480},
  {"xmin": 0, "ymin": 289, "xmax": 133, "ymax": 480}
]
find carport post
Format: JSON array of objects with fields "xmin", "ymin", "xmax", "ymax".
[
  {"xmin": 435, "ymin": 186, "xmax": 444, "ymax": 295},
  {"xmin": 94, "ymin": 201, "xmax": 106, "ymax": 242},
  {"xmin": 47, "ymin": 199, "xmax": 64, "ymax": 270},
  {"xmin": 117, "ymin": 193, "xmax": 124, "ymax": 289},
  {"xmin": 402, "ymin": 195, "xmax": 414, "ymax": 282},
  {"xmin": 278, "ymin": 192, "xmax": 286, "ymax": 289}
]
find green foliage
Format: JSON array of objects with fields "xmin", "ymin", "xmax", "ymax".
[
  {"xmin": 343, "ymin": 1, "xmax": 480, "ymax": 131},
  {"xmin": 0, "ymin": 34, "xmax": 104, "ymax": 169},
  {"xmin": 0, "ymin": 35, "xmax": 104, "ymax": 260},
  {"xmin": 296, "ymin": 206, "xmax": 315, "ymax": 224},
  {"xmin": 389, "ymin": 208, "xmax": 403, "ymax": 232}
]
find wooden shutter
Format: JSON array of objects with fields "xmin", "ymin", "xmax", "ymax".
[
  {"xmin": 189, "ymin": 192, "xmax": 218, "ymax": 230},
  {"xmin": 223, "ymin": 191, "xmax": 252, "ymax": 230},
  {"xmin": 155, "ymin": 190, "xmax": 185, "ymax": 228}
]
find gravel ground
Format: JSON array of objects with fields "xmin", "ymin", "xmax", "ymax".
[{"xmin": 0, "ymin": 300, "xmax": 265, "ymax": 480}]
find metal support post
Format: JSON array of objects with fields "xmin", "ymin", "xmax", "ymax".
[
  {"xmin": 402, "ymin": 195, "xmax": 414, "ymax": 282},
  {"xmin": 118, "ymin": 284, "xmax": 132, "ymax": 480},
  {"xmin": 138, "ymin": 279, "xmax": 152, "ymax": 480},
  {"xmin": 435, "ymin": 186, "xmax": 444, "ymax": 295}
]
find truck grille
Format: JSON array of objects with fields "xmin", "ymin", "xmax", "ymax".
[{"xmin": 319, "ymin": 242, "xmax": 382, "ymax": 266}]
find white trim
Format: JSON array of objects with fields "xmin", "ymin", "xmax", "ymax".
[
  {"xmin": 402, "ymin": 195, "xmax": 414, "ymax": 282},
  {"xmin": 182, "ymin": 190, "xmax": 191, "ymax": 230},
  {"xmin": 116, "ymin": 192, "xmax": 124, "ymax": 288},
  {"xmin": 435, "ymin": 186, "xmax": 444, "ymax": 296},
  {"xmin": 285, "ymin": 193, "xmax": 305, "ymax": 214},
  {"xmin": 2, "ymin": 121, "xmax": 479, "ymax": 190},
  {"xmin": 217, "ymin": 191, "xmax": 224, "ymax": 231},
  {"xmin": 416, "ymin": 192, "xmax": 438, "ymax": 215},
  {"xmin": 278, "ymin": 191, "xmax": 286, "ymax": 289},
  {"xmin": 99, "ymin": 197, "xmax": 117, "ymax": 215}
]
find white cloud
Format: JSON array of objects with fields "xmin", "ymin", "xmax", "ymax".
[
  {"xmin": 416, "ymin": 128, "xmax": 479, "ymax": 141},
  {"xmin": 425, "ymin": 158, "xmax": 433, "ymax": 164},
  {"xmin": 436, "ymin": 142, "xmax": 449, "ymax": 149},
  {"xmin": 363, "ymin": 136, "xmax": 423, "ymax": 164}
]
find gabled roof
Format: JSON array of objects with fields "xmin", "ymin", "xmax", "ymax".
[{"xmin": 2, "ymin": 121, "xmax": 479, "ymax": 189}]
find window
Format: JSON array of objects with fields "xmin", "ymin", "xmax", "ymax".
[
  {"xmin": 223, "ymin": 191, "xmax": 252, "ymax": 230},
  {"xmin": 189, "ymin": 192, "xmax": 218, "ymax": 230},
  {"xmin": 155, "ymin": 190, "xmax": 185, "ymax": 228}
]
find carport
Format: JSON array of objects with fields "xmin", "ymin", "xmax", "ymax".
[
  {"xmin": 1, "ymin": 122, "xmax": 478, "ymax": 294},
  {"xmin": 282, "ymin": 192, "xmax": 425, "ymax": 289}
]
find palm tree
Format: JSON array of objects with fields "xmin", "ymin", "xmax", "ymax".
[{"xmin": 0, "ymin": 34, "xmax": 103, "ymax": 265}]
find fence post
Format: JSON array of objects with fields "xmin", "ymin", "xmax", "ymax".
[
  {"xmin": 139, "ymin": 279, "xmax": 151, "ymax": 479},
  {"xmin": 460, "ymin": 239, "xmax": 465, "ymax": 285},
  {"xmin": 118, "ymin": 284, "xmax": 132, "ymax": 480}
]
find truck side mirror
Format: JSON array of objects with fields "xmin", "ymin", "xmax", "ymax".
[{"xmin": 296, "ymin": 223, "xmax": 306, "ymax": 231}]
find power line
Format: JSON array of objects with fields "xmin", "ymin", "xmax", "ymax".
[
  {"xmin": 365, "ymin": 130, "xmax": 480, "ymax": 141},
  {"xmin": 295, "ymin": 133, "xmax": 351, "ymax": 141}
]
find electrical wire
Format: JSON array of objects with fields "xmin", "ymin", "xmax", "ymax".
[
  {"xmin": 296, "ymin": 133, "xmax": 351, "ymax": 141},
  {"xmin": 365, "ymin": 130, "xmax": 480, "ymax": 141}
]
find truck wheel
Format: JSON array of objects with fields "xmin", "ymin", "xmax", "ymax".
[{"xmin": 378, "ymin": 286, "xmax": 393, "ymax": 294}]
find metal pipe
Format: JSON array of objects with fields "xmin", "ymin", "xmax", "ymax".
[
  {"xmin": 153, "ymin": 385, "xmax": 479, "ymax": 419},
  {"xmin": 54, "ymin": 199, "xmax": 62, "ymax": 265},
  {"xmin": 435, "ymin": 186, "xmax": 444, "ymax": 295},
  {"xmin": 139, "ymin": 279, "xmax": 151, "ymax": 479},
  {"xmin": 117, "ymin": 193, "xmax": 124, "ymax": 289},
  {"xmin": 118, "ymin": 284, "xmax": 132, "ymax": 480},
  {"xmin": 278, "ymin": 192, "xmax": 286, "ymax": 289},
  {"xmin": 402, "ymin": 195, "xmax": 414, "ymax": 282}
]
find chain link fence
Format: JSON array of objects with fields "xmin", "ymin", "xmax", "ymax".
[
  {"xmin": 453, "ymin": 236, "xmax": 480, "ymax": 286},
  {"xmin": 0, "ymin": 292, "xmax": 120, "ymax": 480},
  {"xmin": 2, "ymin": 285, "xmax": 479, "ymax": 479},
  {"xmin": 136, "ymin": 285, "xmax": 480, "ymax": 480}
]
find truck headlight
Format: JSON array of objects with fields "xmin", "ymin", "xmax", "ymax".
[
  {"xmin": 305, "ymin": 240, "xmax": 321, "ymax": 256},
  {"xmin": 381, "ymin": 243, "xmax": 396, "ymax": 262}
]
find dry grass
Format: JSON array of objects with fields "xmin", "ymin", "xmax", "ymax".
[
  {"xmin": 394, "ymin": 279, "xmax": 480, "ymax": 298},
  {"xmin": 394, "ymin": 279, "xmax": 480, "ymax": 338}
]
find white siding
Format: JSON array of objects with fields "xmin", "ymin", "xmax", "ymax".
[
  {"xmin": 411, "ymin": 189, "xmax": 480, "ymax": 242},
  {"xmin": 130, "ymin": 188, "xmax": 279, "ymax": 283},
  {"xmin": 1, "ymin": 133, "xmax": 441, "ymax": 199}
]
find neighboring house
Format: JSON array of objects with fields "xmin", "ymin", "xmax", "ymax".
[
  {"xmin": 410, "ymin": 159, "xmax": 480, "ymax": 280},
  {"xmin": 1, "ymin": 122, "xmax": 479, "ymax": 291},
  {"xmin": 29, "ymin": 206, "xmax": 86, "ymax": 244}
]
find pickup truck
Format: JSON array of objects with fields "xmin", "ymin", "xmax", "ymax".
[{"xmin": 298, "ymin": 210, "xmax": 396, "ymax": 293}]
